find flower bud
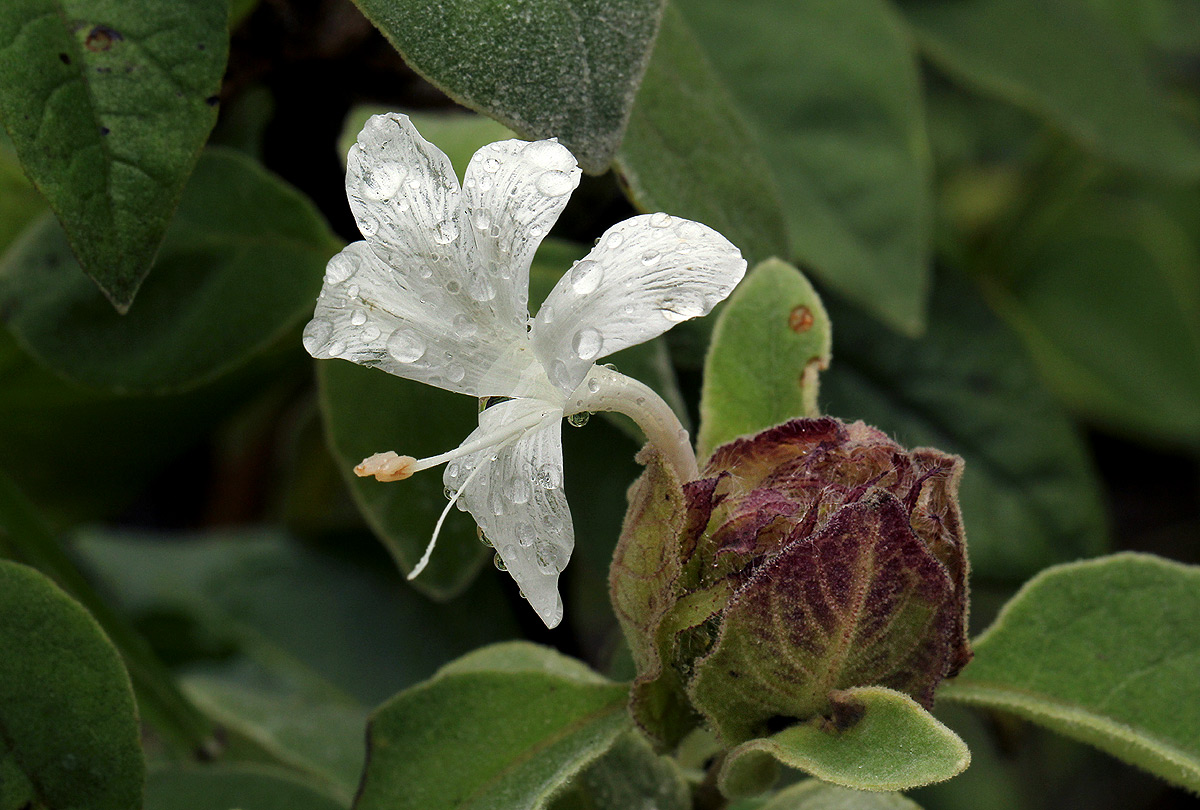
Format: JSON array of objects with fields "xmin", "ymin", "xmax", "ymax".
[{"xmin": 611, "ymin": 417, "xmax": 971, "ymax": 747}]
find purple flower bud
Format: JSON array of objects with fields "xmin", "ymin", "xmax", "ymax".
[{"xmin": 611, "ymin": 417, "xmax": 971, "ymax": 746}]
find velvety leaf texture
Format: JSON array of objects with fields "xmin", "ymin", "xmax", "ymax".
[
  {"xmin": 349, "ymin": 0, "xmax": 665, "ymax": 173},
  {"xmin": 943, "ymin": 553, "xmax": 1200, "ymax": 793},
  {"xmin": 698, "ymin": 258, "xmax": 832, "ymax": 460},
  {"xmin": 688, "ymin": 492, "xmax": 963, "ymax": 745},
  {"xmin": 0, "ymin": 560, "xmax": 144, "ymax": 810},
  {"xmin": 760, "ymin": 781, "xmax": 925, "ymax": 810},
  {"xmin": 677, "ymin": 0, "xmax": 934, "ymax": 334},
  {"xmin": 0, "ymin": 148, "xmax": 339, "ymax": 393},
  {"xmin": 719, "ymin": 687, "xmax": 969, "ymax": 795},
  {"xmin": 0, "ymin": 0, "xmax": 228, "ymax": 309},
  {"xmin": 356, "ymin": 643, "xmax": 630, "ymax": 810},
  {"xmin": 615, "ymin": 5, "xmax": 789, "ymax": 266},
  {"xmin": 145, "ymin": 765, "xmax": 347, "ymax": 810}
]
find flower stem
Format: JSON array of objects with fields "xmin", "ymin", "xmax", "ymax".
[{"xmin": 567, "ymin": 365, "xmax": 699, "ymax": 481}]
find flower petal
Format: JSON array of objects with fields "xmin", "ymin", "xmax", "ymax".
[
  {"xmin": 531, "ymin": 213, "xmax": 747, "ymax": 394},
  {"xmin": 304, "ymin": 241, "xmax": 548, "ymax": 397},
  {"xmin": 460, "ymin": 138, "xmax": 581, "ymax": 329},
  {"xmin": 443, "ymin": 398, "xmax": 573, "ymax": 628}
]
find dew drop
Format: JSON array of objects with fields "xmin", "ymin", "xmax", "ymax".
[
  {"xmin": 434, "ymin": 219, "xmax": 459, "ymax": 245},
  {"xmin": 587, "ymin": 378, "xmax": 601, "ymax": 394},
  {"xmin": 445, "ymin": 280, "xmax": 461, "ymax": 294},
  {"xmin": 446, "ymin": 363, "xmax": 466, "ymax": 383},
  {"xmin": 659, "ymin": 292, "xmax": 705, "ymax": 322},
  {"xmin": 529, "ymin": 224, "xmax": 544, "ymax": 238},
  {"xmin": 386, "ymin": 328, "xmax": 425, "ymax": 363},
  {"xmin": 640, "ymin": 250, "xmax": 660, "ymax": 266},
  {"xmin": 483, "ymin": 157, "xmax": 501, "ymax": 173},
  {"xmin": 567, "ymin": 412, "xmax": 590, "ymax": 428},
  {"xmin": 478, "ymin": 175, "xmax": 493, "ymax": 192},
  {"xmin": 447, "ymin": 462, "xmax": 461, "ymax": 480},
  {"xmin": 493, "ymin": 553, "xmax": 507, "ymax": 571},
  {"xmin": 324, "ymin": 253, "xmax": 357, "ymax": 285},
  {"xmin": 347, "ymin": 284, "xmax": 360, "ymax": 298},
  {"xmin": 649, "ymin": 212, "xmax": 672, "ymax": 228},
  {"xmin": 350, "ymin": 309, "xmax": 367, "ymax": 326},
  {"xmin": 327, "ymin": 340, "xmax": 346, "ymax": 357},
  {"xmin": 523, "ymin": 140, "xmax": 574, "ymax": 172},
  {"xmin": 537, "ymin": 464, "xmax": 563, "ymax": 490},
  {"xmin": 534, "ymin": 540, "xmax": 561, "ymax": 575},
  {"xmin": 452, "ymin": 313, "xmax": 478, "ymax": 338},
  {"xmin": 550, "ymin": 358, "xmax": 572, "ymax": 389},
  {"xmin": 405, "ymin": 178, "xmax": 421, "ymax": 191},
  {"xmin": 508, "ymin": 476, "xmax": 531, "ymax": 505},
  {"xmin": 473, "ymin": 210, "xmax": 491, "ymax": 231},
  {"xmin": 606, "ymin": 232, "xmax": 624, "ymax": 249},
  {"xmin": 467, "ymin": 276, "xmax": 496, "ymax": 302},
  {"xmin": 569, "ymin": 260, "xmax": 603, "ymax": 295},
  {"xmin": 360, "ymin": 162, "xmax": 406, "ymax": 200},
  {"xmin": 302, "ymin": 319, "xmax": 333, "ymax": 354},
  {"xmin": 478, "ymin": 527, "xmax": 493, "ymax": 547},
  {"xmin": 357, "ymin": 214, "xmax": 379, "ymax": 237},
  {"xmin": 516, "ymin": 522, "xmax": 535, "ymax": 547},
  {"xmin": 362, "ymin": 325, "xmax": 381, "ymax": 341},
  {"xmin": 536, "ymin": 170, "xmax": 574, "ymax": 197},
  {"xmin": 418, "ymin": 265, "xmax": 434, "ymax": 279},
  {"xmin": 572, "ymin": 327, "xmax": 603, "ymax": 360}
]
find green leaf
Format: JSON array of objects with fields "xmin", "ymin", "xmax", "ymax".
[
  {"xmin": 146, "ymin": 765, "xmax": 347, "ymax": 810},
  {"xmin": 0, "ymin": 0, "xmax": 228, "ymax": 309},
  {"xmin": 356, "ymin": 643, "xmax": 631, "ymax": 810},
  {"xmin": 0, "ymin": 148, "xmax": 339, "ymax": 394},
  {"xmin": 942, "ymin": 552, "xmax": 1200, "ymax": 793},
  {"xmin": 348, "ymin": 0, "xmax": 664, "ymax": 173},
  {"xmin": 900, "ymin": 0, "xmax": 1200, "ymax": 179},
  {"xmin": 982, "ymin": 192, "xmax": 1200, "ymax": 444},
  {"xmin": 761, "ymin": 781, "xmax": 925, "ymax": 810},
  {"xmin": 697, "ymin": 258, "xmax": 831, "ymax": 460},
  {"xmin": 0, "ymin": 559, "xmax": 144, "ymax": 810},
  {"xmin": 339, "ymin": 107, "xmax": 516, "ymax": 175},
  {"xmin": 688, "ymin": 493, "xmax": 966, "ymax": 746},
  {"xmin": 677, "ymin": 0, "xmax": 933, "ymax": 334},
  {"xmin": 548, "ymin": 731, "xmax": 692, "ymax": 810},
  {"xmin": 820, "ymin": 272, "xmax": 1108, "ymax": 582},
  {"xmin": 615, "ymin": 5, "xmax": 789, "ymax": 266},
  {"xmin": 0, "ymin": 469, "xmax": 215, "ymax": 754},
  {"xmin": 0, "ymin": 135, "xmax": 46, "ymax": 254},
  {"xmin": 720, "ymin": 687, "xmax": 969, "ymax": 796},
  {"xmin": 437, "ymin": 640, "xmax": 609, "ymax": 683}
]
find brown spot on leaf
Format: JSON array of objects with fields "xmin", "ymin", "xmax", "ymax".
[
  {"xmin": 788, "ymin": 305, "xmax": 814, "ymax": 333},
  {"xmin": 58, "ymin": 53, "xmax": 71, "ymax": 64},
  {"xmin": 85, "ymin": 25, "xmax": 122, "ymax": 51}
]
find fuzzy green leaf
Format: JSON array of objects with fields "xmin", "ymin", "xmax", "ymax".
[
  {"xmin": 145, "ymin": 765, "xmax": 347, "ymax": 810},
  {"xmin": 688, "ymin": 493, "xmax": 964, "ymax": 745},
  {"xmin": 348, "ymin": 0, "xmax": 664, "ymax": 173},
  {"xmin": 942, "ymin": 552, "xmax": 1200, "ymax": 793},
  {"xmin": 356, "ymin": 643, "xmax": 630, "ymax": 810},
  {"xmin": 720, "ymin": 687, "xmax": 969, "ymax": 796},
  {"xmin": 677, "ymin": 0, "xmax": 933, "ymax": 334},
  {"xmin": 820, "ymin": 273, "xmax": 1108, "ymax": 582},
  {"xmin": 549, "ymin": 731, "xmax": 692, "ymax": 810},
  {"xmin": 0, "ymin": 560, "xmax": 144, "ymax": 810},
  {"xmin": 0, "ymin": 0, "xmax": 228, "ymax": 309},
  {"xmin": 0, "ymin": 148, "xmax": 339, "ymax": 394},
  {"xmin": 761, "ymin": 781, "xmax": 925, "ymax": 810},
  {"xmin": 697, "ymin": 258, "xmax": 831, "ymax": 461},
  {"xmin": 901, "ymin": 0, "xmax": 1200, "ymax": 178},
  {"xmin": 615, "ymin": 5, "xmax": 789, "ymax": 266}
]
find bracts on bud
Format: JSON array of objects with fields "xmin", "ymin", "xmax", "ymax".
[{"xmin": 610, "ymin": 417, "xmax": 972, "ymax": 748}]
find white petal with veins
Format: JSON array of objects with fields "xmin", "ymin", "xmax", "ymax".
[
  {"xmin": 445, "ymin": 398, "xmax": 572, "ymax": 628},
  {"xmin": 531, "ymin": 213, "xmax": 747, "ymax": 395}
]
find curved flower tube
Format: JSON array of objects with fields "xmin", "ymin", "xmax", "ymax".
[{"xmin": 304, "ymin": 112, "xmax": 746, "ymax": 628}]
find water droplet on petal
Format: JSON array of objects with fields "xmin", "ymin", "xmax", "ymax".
[
  {"xmin": 467, "ymin": 276, "xmax": 496, "ymax": 302},
  {"xmin": 537, "ymin": 464, "xmax": 563, "ymax": 490},
  {"xmin": 361, "ymin": 162, "xmax": 407, "ymax": 200},
  {"xmin": 446, "ymin": 363, "xmax": 466, "ymax": 383},
  {"xmin": 536, "ymin": 170, "xmax": 574, "ymax": 197},
  {"xmin": 534, "ymin": 540, "xmax": 562, "ymax": 575},
  {"xmin": 587, "ymin": 378, "xmax": 601, "ymax": 394},
  {"xmin": 567, "ymin": 412, "xmax": 590, "ymax": 428},
  {"xmin": 445, "ymin": 280, "xmax": 460, "ymax": 294},
  {"xmin": 641, "ymin": 250, "xmax": 660, "ymax": 266},
  {"xmin": 478, "ymin": 175, "xmax": 493, "ymax": 192},
  {"xmin": 649, "ymin": 212, "xmax": 672, "ymax": 228},
  {"xmin": 447, "ymin": 462, "xmax": 460, "ymax": 480},
  {"xmin": 302, "ymin": 319, "xmax": 333, "ymax": 354},
  {"xmin": 529, "ymin": 224, "xmax": 544, "ymax": 238},
  {"xmin": 452, "ymin": 313, "xmax": 478, "ymax": 337},
  {"xmin": 516, "ymin": 522, "xmax": 535, "ymax": 546},
  {"xmin": 523, "ymin": 140, "xmax": 574, "ymax": 172},
  {"xmin": 483, "ymin": 157, "xmax": 501, "ymax": 173},
  {"xmin": 659, "ymin": 292, "xmax": 705, "ymax": 322},
  {"xmin": 493, "ymin": 553, "xmax": 507, "ymax": 571},
  {"xmin": 327, "ymin": 340, "xmax": 346, "ymax": 357},
  {"xmin": 569, "ymin": 260, "xmax": 603, "ymax": 295},
  {"xmin": 478, "ymin": 527, "xmax": 493, "ymax": 547},
  {"xmin": 606, "ymin": 232, "xmax": 624, "ymax": 249},
  {"xmin": 572, "ymin": 327, "xmax": 603, "ymax": 360},
  {"xmin": 550, "ymin": 358, "xmax": 572, "ymax": 388},
  {"xmin": 362, "ymin": 325, "xmax": 381, "ymax": 341},
  {"xmin": 473, "ymin": 210, "xmax": 491, "ymax": 231},
  {"xmin": 350, "ymin": 309, "xmax": 367, "ymax": 326},
  {"xmin": 347, "ymin": 284, "xmax": 361, "ymax": 298},
  {"xmin": 357, "ymin": 214, "xmax": 379, "ymax": 237},
  {"xmin": 434, "ymin": 219, "xmax": 459, "ymax": 245},
  {"xmin": 386, "ymin": 328, "xmax": 425, "ymax": 363},
  {"xmin": 324, "ymin": 253, "xmax": 357, "ymax": 285}
]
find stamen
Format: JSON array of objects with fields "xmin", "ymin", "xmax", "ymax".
[
  {"xmin": 407, "ymin": 459, "xmax": 489, "ymax": 580},
  {"xmin": 355, "ymin": 451, "xmax": 417, "ymax": 481}
]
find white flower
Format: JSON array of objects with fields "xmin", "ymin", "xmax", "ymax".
[{"xmin": 303, "ymin": 112, "xmax": 746, "ymax": 628}]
